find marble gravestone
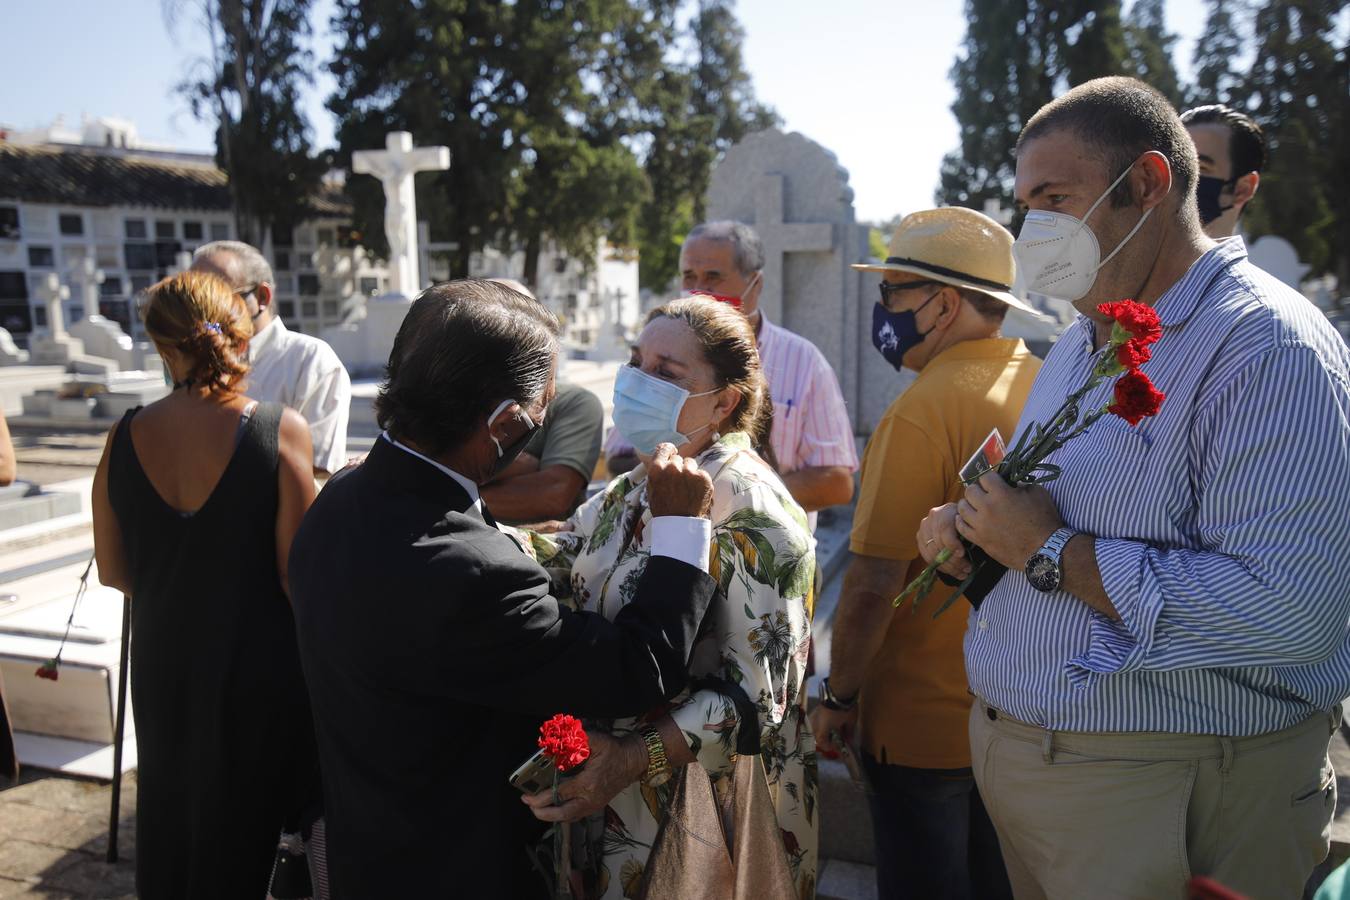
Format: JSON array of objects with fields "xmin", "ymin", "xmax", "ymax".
[
  {"xmin": 704, "ymin": 128, "xmax": 911, "ymax": 435},
  {"xmin": 66, "ymin": 258, "xmax": 159, "ymax": 372}
]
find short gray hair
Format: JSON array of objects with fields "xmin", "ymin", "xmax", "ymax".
[
  {"xmin": 685, "ymin": 221, "xmax": 765, "ymax": 278},
  {"xmin": 193, "ymin": 240, "xmax": 274, "ymax": 288}
]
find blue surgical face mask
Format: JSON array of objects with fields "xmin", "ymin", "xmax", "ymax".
[
  {"xmin": 872, "ymin": 293, "xmax": 936, "ymax": 372},
  {"xmin": 612, "ymin": 365, "xmax": 719, "ymax": 455}
]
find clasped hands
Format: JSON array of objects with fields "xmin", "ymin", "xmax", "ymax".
[{"xmin": 917, "ymin": 472, "xmax": 1064, "ymax": 576}]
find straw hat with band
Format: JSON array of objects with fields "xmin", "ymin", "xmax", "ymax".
[{"xmin": 852, "ymin": 206, "xmax": 1038, "ymax": 315}]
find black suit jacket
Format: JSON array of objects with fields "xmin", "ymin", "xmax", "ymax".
[{"xmin": 289, "ymin": 437, "xmax": 715, "ymax": 899}]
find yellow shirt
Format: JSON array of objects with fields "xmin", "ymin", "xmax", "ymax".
[{"xmin": 850, "ymin": 337, "xmax": 1041, "ymax": 769}]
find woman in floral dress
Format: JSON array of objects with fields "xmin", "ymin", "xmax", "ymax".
[{"xmin": 527, "ymin": 297, "xmax": 819, "ymax": 899}]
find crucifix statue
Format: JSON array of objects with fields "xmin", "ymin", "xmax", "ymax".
[{"xmin": 353, "ymin": 132, "xmax": 452, "ymax": 296}]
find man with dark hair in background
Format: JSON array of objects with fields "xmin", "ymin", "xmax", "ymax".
[
  {"xmin": 918, "ymin": 77, "xmax": 1350, "ymax": 898},
  {"xmin": 1181, "ymin": 104, "xmax": 1267, "ymax": 240},
  {"xmin": 289, "ymin": 279, "xmax": 719, "ymax": 899},
  {"xmin": 480, "ymin": 278, "xmax": 604, "ymax": 524}
]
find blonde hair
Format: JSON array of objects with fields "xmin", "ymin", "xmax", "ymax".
[
  {"xmin": 143, "ymin": 271, "xmax": 253, "ymax": 394},
  {"xmin": 645, "ymin": 297, "xmax": 777, "ymax": 469}
]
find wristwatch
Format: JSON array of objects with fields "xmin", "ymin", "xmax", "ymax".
[
  {"xmin": 1025, "ymin": 527, "xmax": 1077, "ymax": 593},
  {"xmin": 818, "ymin": 677, "xmax": 858, "ymax": 712},
  {"xmin": 638, "ymin": 724, "xmax": 672, "ymax": 787}
]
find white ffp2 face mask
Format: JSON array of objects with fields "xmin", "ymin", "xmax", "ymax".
[{"xmin": 1012, "ymin": 159, "xmax": 1155, "ymax": 302}]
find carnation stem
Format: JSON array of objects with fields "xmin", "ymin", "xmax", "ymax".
[{"xmin": 552, "ymin": 768, "xmax": 571, "ymax": 899}]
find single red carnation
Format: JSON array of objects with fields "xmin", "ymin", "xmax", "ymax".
[
  {"xmin": 35, "ymin": 660, "xmax": 59, "ymax": 681},
  {"xmin": 538, "ymin": 713, "xmax": 590, "ymax": 772},
  {"xmin": 1109, "ymin": 369, "xmax": 1166, "ymax": 425},
  {"xmin": 1099, "ymin": 300, "xmax": 1162, "ymax": 345},
  {"xmin": 1115, "ymin": 338, "xmax": 1152, "ymax": 369}
]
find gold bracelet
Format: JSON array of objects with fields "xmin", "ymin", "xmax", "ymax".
[{"xmin": 639, "ymin": 724, "xmax": 672, "ymax": 787}]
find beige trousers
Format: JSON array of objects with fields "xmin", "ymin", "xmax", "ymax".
[{"xmin": 969, "ymin": 699, "xmax": 1339, "ymax": 900}]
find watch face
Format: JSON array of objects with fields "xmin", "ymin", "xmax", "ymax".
[{"xmin": 1026, "ymin": 553, "xmax": 1061, "ymax": 592}]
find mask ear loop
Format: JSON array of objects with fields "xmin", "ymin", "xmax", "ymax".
[{"xmin": 1076, "ymin": 157, "xmax": 1156, "ymax": 275}]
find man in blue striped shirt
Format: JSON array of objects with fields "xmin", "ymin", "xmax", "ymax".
[{"xmin": 919, "ymin": 77, "xmax": 1350, "ymax": 899}]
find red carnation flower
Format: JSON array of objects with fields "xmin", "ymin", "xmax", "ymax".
[
  {"xmin": 35, "ymin": 659, "xmax": 59, "ymax": 681},
  {"xmin": 1115, "ymin": 338, "xmax": 1152, "ymax": 369},
  {"xmin": 538, "ymin": 714, "xmax": 590, "ymax": 772},
  {"xmin": 1099, "ymin": 300, "xmax": 1162, "ymax": 345},
  {"xmin": 1109, "ymin": 369, "xmax": 1166, "ymax": 425}
]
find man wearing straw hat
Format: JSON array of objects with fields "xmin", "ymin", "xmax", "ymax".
[{"xmin": 811, "ymin": 206, "xmax": 1041, "ymax": 900}]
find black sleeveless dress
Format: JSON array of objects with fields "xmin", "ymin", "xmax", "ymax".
[{"xmin": 109, "ymin": 402, "xmax": 320, "ymax": 899}]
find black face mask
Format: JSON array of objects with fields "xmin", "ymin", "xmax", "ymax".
[
  {"xmin": 491, "ymin": 427, "xmax": 536, "ymax": 477},
  {"xmin": 1196, "ymin": 175, "xmax": 1237, "ymax": 225}
]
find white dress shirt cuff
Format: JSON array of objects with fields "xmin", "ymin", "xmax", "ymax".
[{"xmin": 650, "ymin": 516, "xmax": 712, "ymax": 572}]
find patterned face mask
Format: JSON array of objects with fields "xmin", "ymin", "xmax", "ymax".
[{"xmin": 871, "ymin": 293, "xmax": 936, "ymax": 372}]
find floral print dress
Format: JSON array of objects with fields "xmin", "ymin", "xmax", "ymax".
[{"xmin": 527, "ymin": 432, "xmax": 819, "ymax": 900}]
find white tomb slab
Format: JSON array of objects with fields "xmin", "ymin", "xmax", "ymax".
[{"xmin": 0, "ymin": 557, "xmax": 135, "ymax": 780}]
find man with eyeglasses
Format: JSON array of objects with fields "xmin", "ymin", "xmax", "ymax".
[
  {"xmin": 192, "ymin": 240, "xmax": 351, "ymax": 477},
  {"xmin": 810, "ymin": 206, "xmax": 1041, "ymax": 900}
]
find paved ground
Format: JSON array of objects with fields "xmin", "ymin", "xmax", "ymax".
[
  {"xmin": 6, "ymin": 430, "xmax": 107, "ymax": 488},
  {"xmin": 0, "ymin": 769, "xmax": 135, "ymax": 899}
]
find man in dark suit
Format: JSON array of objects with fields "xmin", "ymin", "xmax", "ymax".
[{"xmin": 289, "ymin": 280, "xmax": 718, "ymax": 899}]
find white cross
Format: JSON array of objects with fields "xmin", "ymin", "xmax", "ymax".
[
  {"xmin": 68, "ymin": 257, "xmax": 105, "ymax": 321},
  {"xmin": 353, "ymin": 132, "xmax": 452, "ymax": 296},
  {"xmin": 982, "ymin": 197, "xmax": 1014, "ymax": 227},
  {"xmin": 754, "ymin": 174, "xmax": 833, "ymax": 321},
  {"xmin": 34, "ymin": 273, "xmax": 70, "ymax": 339}
]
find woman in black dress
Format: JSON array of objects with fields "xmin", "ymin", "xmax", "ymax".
[{"xmin": 91, "ymin": 271, "xmax": 320, "ymax": 898}]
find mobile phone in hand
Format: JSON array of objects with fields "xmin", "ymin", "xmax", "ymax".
[
  {"xmin": 830, "ymin": 729, "xmax": 867, "ymax": 790},
  {"xmin": 508, "ymin": 748, "xmax": 557, "ymax": 794}
]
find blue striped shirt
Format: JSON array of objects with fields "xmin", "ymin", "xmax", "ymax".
[{"xmin": 965, "ymin": 238, "xmax": 1350, "ymax": 736}]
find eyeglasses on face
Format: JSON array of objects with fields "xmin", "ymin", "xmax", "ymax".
[{"xmin": 877, "ymin": 279, "xmax": 941, "ymax": 308}]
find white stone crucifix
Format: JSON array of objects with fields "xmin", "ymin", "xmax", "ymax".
[
  {"xmin": 68, "ymin": 258, "xmax": 105, "ymax": 321},
  {"xmin": 754, "ymin": 174, "xmax": 833, "ymax": 321},
  {"xmin": 353, "ymin": 132, "xmax": 451, "ymax": 296},
  {"xmin": 35, "ymin": 273, "xmax": 71, "ymax": 339}
]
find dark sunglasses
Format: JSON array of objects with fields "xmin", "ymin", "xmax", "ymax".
[{"xmin": 877, "ymin": 279, "xmax": 942, "ymax": 306}]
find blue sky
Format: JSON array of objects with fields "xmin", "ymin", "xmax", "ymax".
[{"xmin": 3, "ymin": 0, "xmax": 1211, "ymax": 222}]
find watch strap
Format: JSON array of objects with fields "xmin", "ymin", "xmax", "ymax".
[
  {"xmin": 639, "ymin": 724, "xmax": 671, "ymax": 786},
  {"xmin": 1037, "ymin": 527, "xmax": 1076, "ymax": 563}
]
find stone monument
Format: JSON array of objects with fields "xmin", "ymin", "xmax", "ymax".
[
  {"xmin": 703, "ymin": 128, "xmax": 903, "ymax": 433},
  {"xmin": 66, "ymin": 258, "xmax": 159, "ymax": 372},
  {"xmin": 1248, "ymin": 234, "xmax": 1310, "ymax": 290},
  {"xmin": 324, "ymin": 132, "xmax": 451, "ymax": 375}
]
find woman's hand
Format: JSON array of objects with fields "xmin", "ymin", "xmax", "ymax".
[{"xmin": 522, "ymin": 730, "xmax": 649, "ymax": 823}]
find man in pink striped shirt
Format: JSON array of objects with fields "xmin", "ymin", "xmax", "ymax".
[{"xmin": 606, "ymin": 221, "xmax": 858, "ymax": 526}]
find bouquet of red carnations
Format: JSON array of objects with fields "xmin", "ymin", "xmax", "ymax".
[{"xmin": 895, "ymin": 299, "xmax": 1168, "ymax": 617}]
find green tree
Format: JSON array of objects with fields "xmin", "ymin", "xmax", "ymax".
[
  {"xmin": 328, "ymin": 0, "xmax": 520, "ymax": 279},
  {"xmin": 1190, "ymin": 0, "xmax": 1247, "ymax": 106},
  {"xmin": 1236, "ymin": 0, "xmax": 1348, "ymax": 280},
  {"xmin": 634, "ymin": 0, "xmax": 777, "ymax": 291},
  {"xmin": 173, "ymin": 0, "xmax": 326, "ymax": 247},
  {"xmin": 1123, "ymin": 0, "xmax": 1186, "ymax": 107},
  {"xmin": 936, "ymin": 0, "xmax": 1073, "ymax": 210}
]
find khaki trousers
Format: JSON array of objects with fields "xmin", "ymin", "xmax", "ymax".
[{"xmin": 969, "ymin": 699, "xmax": 1339, "ymax": 900}]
